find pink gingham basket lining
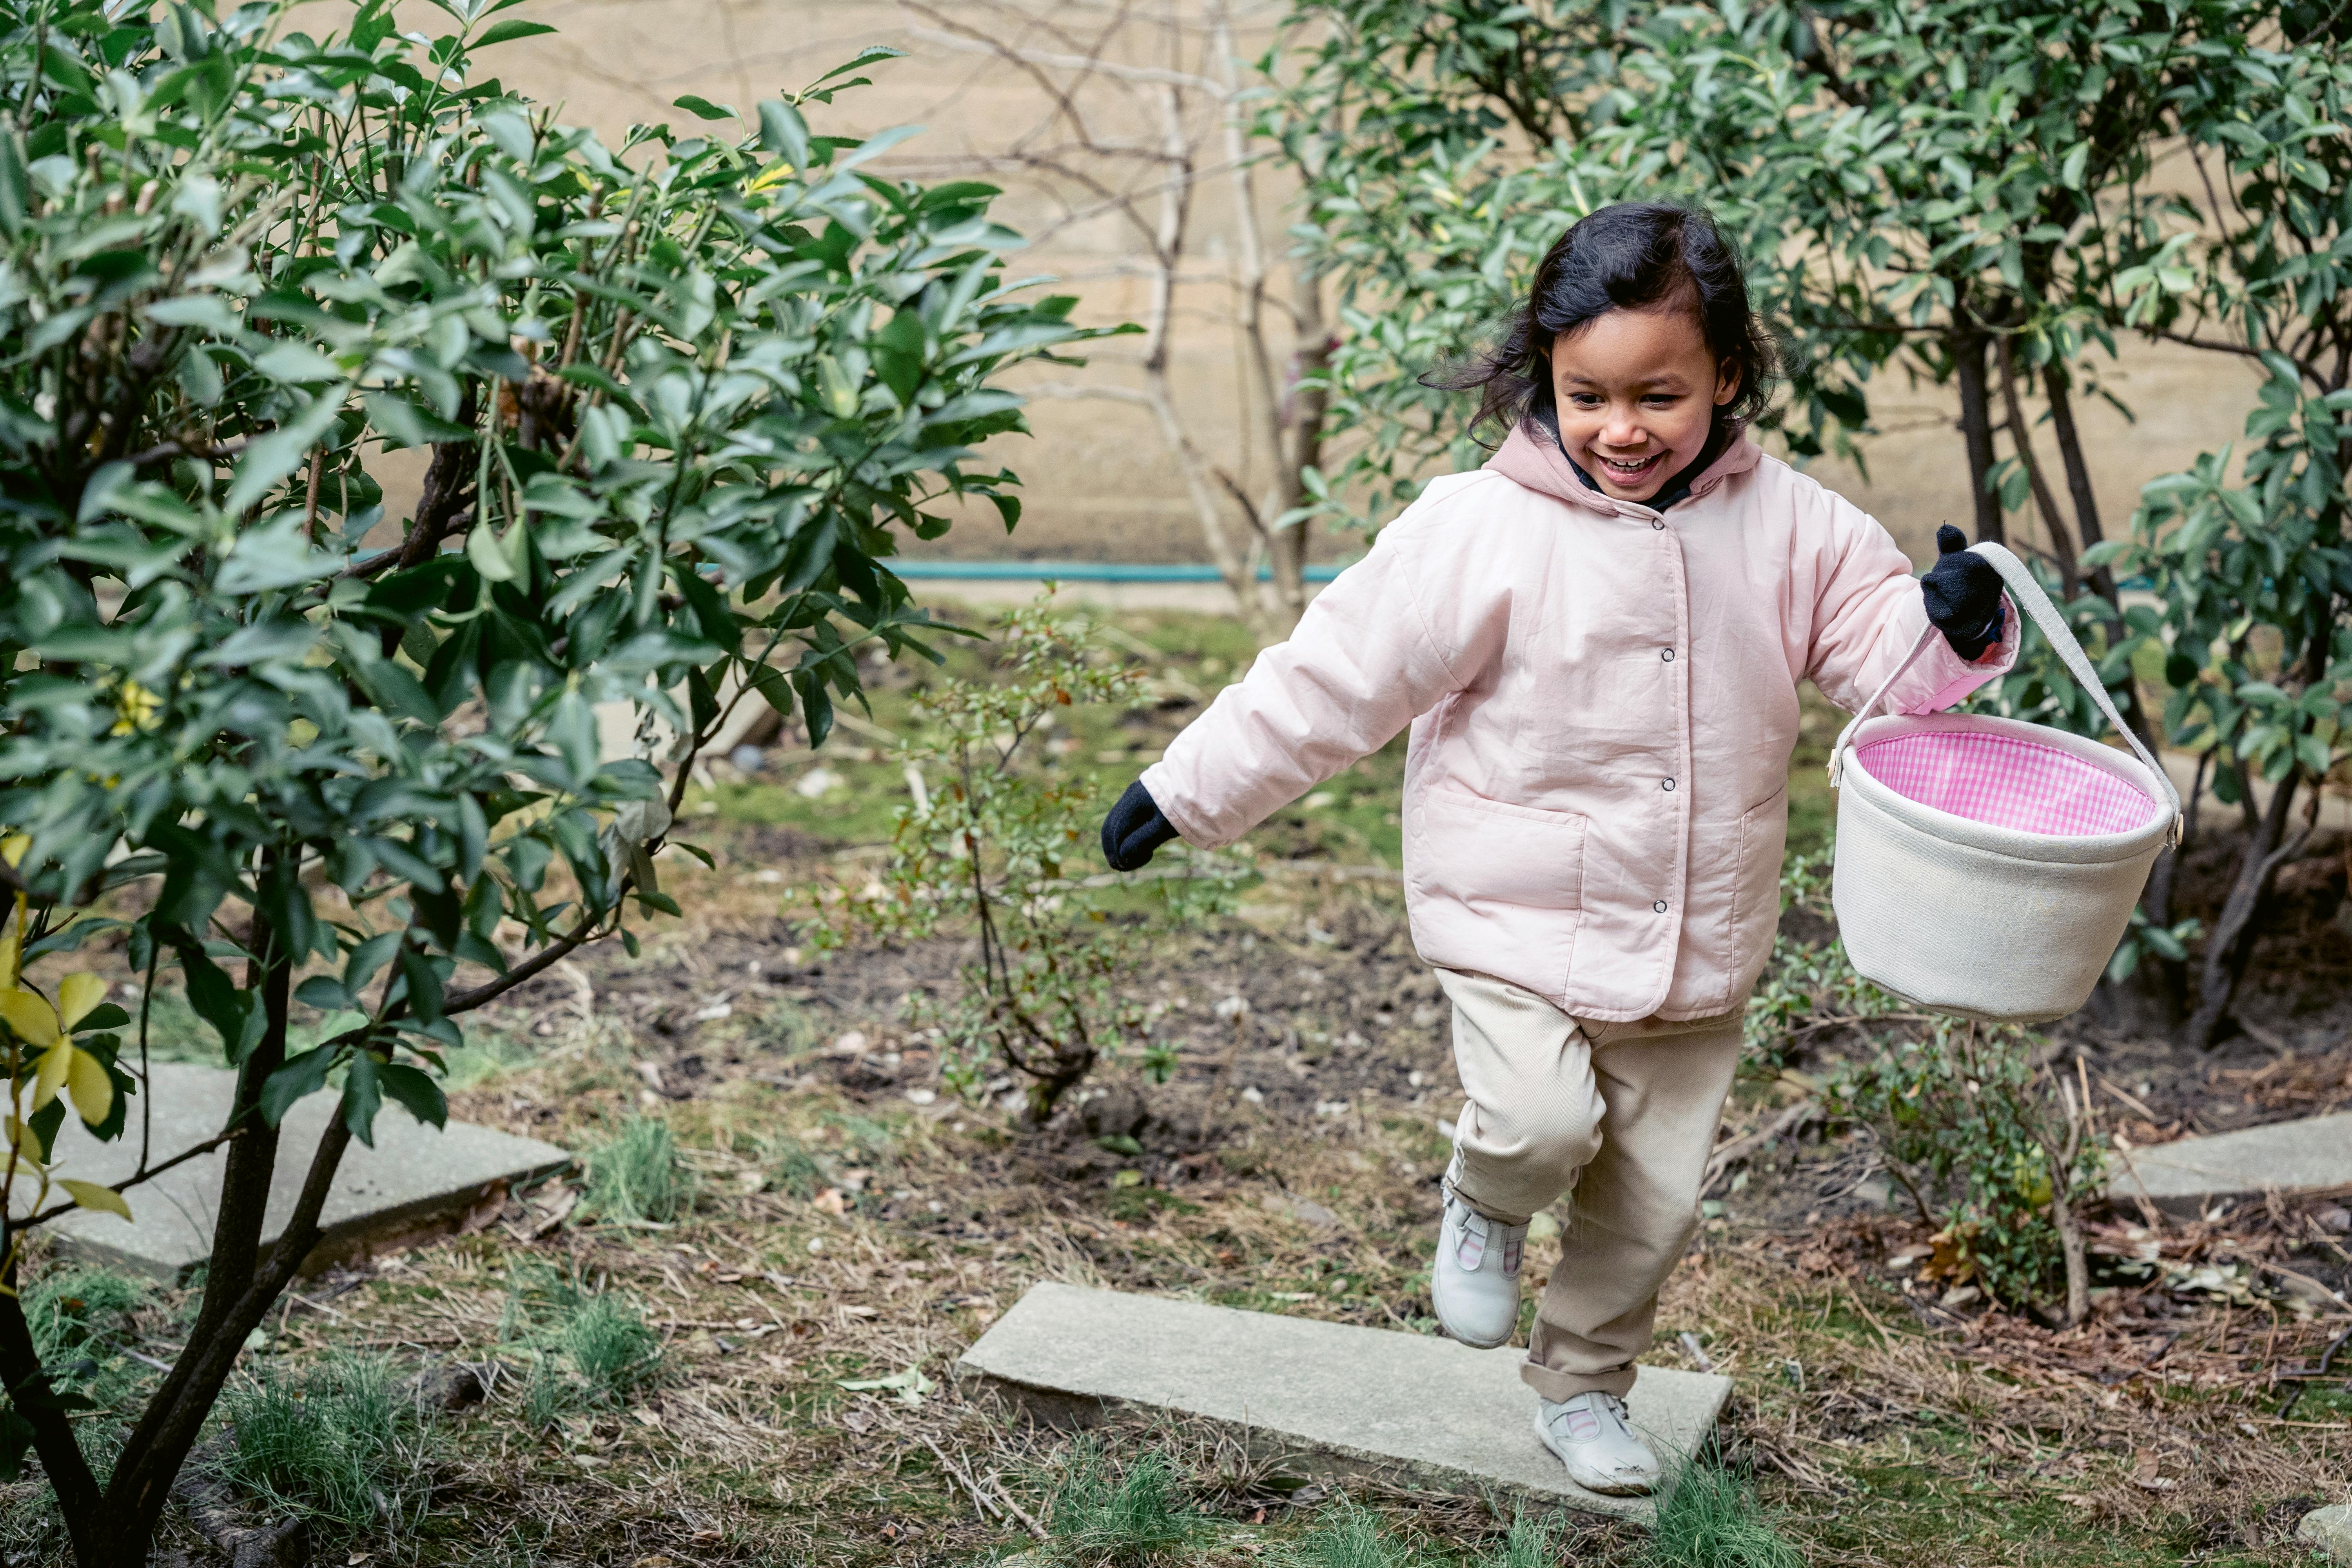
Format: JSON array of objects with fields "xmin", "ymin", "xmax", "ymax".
[{"xmin": 1852, "ymin": 729, "xmax": 2163, "ymax": 838}]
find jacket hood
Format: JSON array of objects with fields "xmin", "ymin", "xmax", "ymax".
[{"xmin": 1486, "ymin": 418, "xmax": 1763, "ymax": 516}]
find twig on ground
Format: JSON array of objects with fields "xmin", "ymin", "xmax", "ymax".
[
  {"xmin": 982, "ymin": 1470, "xmax": 1051, "ymax": 1540},
  {"xmin": 1703, "ymin": 1100, "xmax": 1818, "ymax": 1195},
  {"xmin": 918, "ymin": 1433, "xmax": 1004, "ymax": 1529}
]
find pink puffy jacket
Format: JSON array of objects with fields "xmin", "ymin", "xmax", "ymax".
[{"xmin": 1140, "ymin": 421, "xmax": 2017, "ymax": 1022}]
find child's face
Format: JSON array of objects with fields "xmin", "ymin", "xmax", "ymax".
[{"xmin": 1549, "ymin": 307, "xmax": 1739, "ymax": 503}]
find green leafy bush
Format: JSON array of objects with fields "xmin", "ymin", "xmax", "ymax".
[
  {"xmin": 1825, "ymin": 1025, "xmax": 2103, "ymax": 1312},
  {"xmin": 1748, "ymin": 857, "xmax": 2103, "ymax": 1315},
  {"xmin": 0, "ymin": 3, "xmax": 1092, "ymax": 1552},
  {"xmin": 1740, "ymin": 853, "xmax": 1905, "ymax": 1073}
]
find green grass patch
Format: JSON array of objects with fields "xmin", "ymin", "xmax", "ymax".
[
  {"xmin": 582, "ymin": 1115, "xmax": 691, "ymax": 1225},
  {"xmin": 1645, "ymin": 1458, "xmax": 1802, "ymax": 1568},
  {"xmin": 213, "ymin": 1352, "xmax": 432, "ymax": 1547},
  {"xmin": 1045, "ymin": 1441, "xmax": 1200, "ymax": 1567}
]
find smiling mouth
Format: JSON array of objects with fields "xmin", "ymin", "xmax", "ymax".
[{"xmin": 1593, "ymin": 451, "xmax": 1666, "ymax": 484}]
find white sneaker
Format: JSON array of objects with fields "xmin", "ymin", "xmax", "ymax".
[
  {"xmin": 1533, "ymin": 1392, "xmax": 1661, "ymax": 1495},
  {"xmin": 1432, "ymin": 1165, "xmax": 1525, "ymax": 1348}
]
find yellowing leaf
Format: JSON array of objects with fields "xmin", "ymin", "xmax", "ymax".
[
  {"xmin": 0, "ymin": 987, "xmax": 59, "ymax": 1047},
  {"xmin": 0, "ymin": 834, "xmax": 25, "ymax": 868},
  {"xmin": 58, "ymin": 1179, "xmax": 131, "ymax": 1222},
  {"xmin": 31, "ymin": 1041, "xmax": 69, "ymax": 1111},
  {"xmin": 64, "ymin": 1046, "xmax": 113, "ymax": 1127},
  {"xmin": 0, "ymin": 905, "xmax": 18, "ymax": 992},
  {"xmin": 748, "ymin": 160, "xmax": 797, "ymax": 192},
  {"xmin": 57, "ymin": 972, "xmax": 105, "ymax": 1031},
  {"xmin": 4, "ymin": 1113, "xmax": 47, "ymax": 1164}
]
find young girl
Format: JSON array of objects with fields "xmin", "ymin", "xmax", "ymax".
[{"xmin": 1098, "ymin": 203, "xmax": 2013, "ymax": 1495}]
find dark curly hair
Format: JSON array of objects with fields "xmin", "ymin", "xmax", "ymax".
[{"xmin": 1430, "ymin": 201, "xmax": 1778, "ymax": 442}]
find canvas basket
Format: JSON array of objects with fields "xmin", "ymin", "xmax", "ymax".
[{"xmin": 1827, "ymin": 542, "xmax": 2183, "ymax": 1024}]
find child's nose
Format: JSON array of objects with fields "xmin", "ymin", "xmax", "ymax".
[{"xmin": 1602, "ymin": 407, "xmax": 1644, "ymax": 446}]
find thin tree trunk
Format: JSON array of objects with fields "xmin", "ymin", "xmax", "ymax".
[
  {"xmin": 2043, "ymin": 363, "xmax": 2116, "ymax": 600},
  {"xmin": 2038, "ymin": 358, "xmax": 2178, "ymax": 1018},
  {"xmin": 2042, "ymin": 362, "xmax": 2160, "ymax": 753},
  {"xmin": 0, "ymin": 1256, "xmax": 105, "ymax": 1560},
  {"xmin": 2181, "ymin": 613, "xmax": 2332, "ymax": 1050},
  {"xmin": 1998, "ymin": 339, "xmax": 2078, "ymax": 597},
  {"xmin": 1135, "ymin": 79, "xmax": 1270, "ymax": 642},
  {"xmin": 1953, "ymin": 329, "xmax": 2004, "ymax": 547},
  {"xmin": 100, "ymin": 1116, "xmax": 356, "ymax": 1563},
  {"xmin": 1214, "ymin": 0, "xmax": 1319, "ymax": 642},
  {"xmin": 2183, "ymin": 772, "xmax": 2303, "ymax": 1050}
]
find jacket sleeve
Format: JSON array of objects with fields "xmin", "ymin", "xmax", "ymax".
[
  {"xmin": 1804, "ymin": 492, "xmax": 2017, "ymax": 717},
  {"xmin": 1138, "ymin": 487, "xmax": 1504, "ymax": 849}
]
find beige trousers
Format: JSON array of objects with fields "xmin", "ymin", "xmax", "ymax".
[{"xmin": 1437, "ymin": 968, "xmax": 1742, "ymax": 1402}]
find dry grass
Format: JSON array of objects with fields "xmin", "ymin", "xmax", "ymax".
[{"xmin": 4, "ymin": 840, "xmax": 2346, "ymax": 1566}]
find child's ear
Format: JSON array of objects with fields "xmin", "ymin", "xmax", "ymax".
[{"xmin": 1715, "ymin": 360, "xmax": 1740, "ymax": 407}]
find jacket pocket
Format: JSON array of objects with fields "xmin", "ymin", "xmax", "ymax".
[
  {"xmin": 1405, "ymin": 787, "xmax": 1586, "ymax": 998},
  {"xmin": 1728, "ymin": 783, "xmax": 1791, "ymax": 975}
]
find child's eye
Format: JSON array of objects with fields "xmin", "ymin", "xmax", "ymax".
[
  {"xmin": 1642, "ymin": 394, "xmax": 1682, "ymax": 407},
  {"xmin": 1568, "ymin": 393, "xmax": 1604, "ymax": 407}
]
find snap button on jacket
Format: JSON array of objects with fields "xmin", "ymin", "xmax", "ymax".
[{"xmin": 1140, "ymin": 421, "xmax": 2016, "ymax": 1022}]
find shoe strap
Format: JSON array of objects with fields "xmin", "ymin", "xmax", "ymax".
[{"xmin": 1453, "ymin": 1205, "xmax": 1487, "ymax": 1270}]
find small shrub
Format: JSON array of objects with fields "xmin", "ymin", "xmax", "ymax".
[
  {"xmin": 583, "ymin": 1117, "xmax": 690, "ymax": 1226},
  {"xmin": 1824, "ymin": 1022, "xmax": 2104, "ymax": 1309},
  {"xmin": 214, "ymin": 1355, "xmax": 429, "ymax": 1545},
  {"xmin": 1643, "ymin": 1458, "xmax": 1803, "ymax": 1568},
  {"xmin": 1746, "ymin": 854, "xmax": 2104, "ymax": 1314},
  {"xmin": 1047, "ymin": 1441, "xmax": 1198, "ymax": 1567},
  {"xmin": 809, "ymin": 596, "xmax": 1239, "ymax": 1123}
]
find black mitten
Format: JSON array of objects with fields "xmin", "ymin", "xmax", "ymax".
[
  {"xmin": 1921, "ymin": 524, "xmax": 2008, "ymax": 660},
  {"xmin": 1101, "ymin": 779, "xmax": 1180, "ymax": 871}
]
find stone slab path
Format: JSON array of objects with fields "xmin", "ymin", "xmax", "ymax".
[
  {"xmin": 957, "ymin": 1281, "xmax": 1732, "ymax": 1521},
  {"xmin": 24, "ymin": 1062, "xmax": 570, "ymax": 1280},
  {"xmin": 2108, "ymin": 1112, "xmax": 2352, "ymax": 1217}
]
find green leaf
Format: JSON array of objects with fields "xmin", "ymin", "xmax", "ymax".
[
  {"xmin": 472, "ymin": 17, "xmax": 556, "ymax": 47},
  {"xmin": 222, "ymin": 397, "xmax": 343, "ymax": 518},
  {"xmin": 467, "ymin": 519, "xmax": 518, "ymax": 582},
  {"xmin": 807, "ymin": 46, "xmax": 906, "ymax": 91},
  {"xmin": 58, "ymin": 1178, "xmax": 131, "ymax": 1221},
  {"xmin": 260, "ymin": 1046, "xmax": 339, "ymax": 1125},
  {"xmin": 341, "ymin": 1053, "xmax": 385, "ymax": 1147},
  {"xmin": 672, "ymin": 94, "xmax": 737, "ymax": 122},
  {"xmin": 759, "ymin": 100, "xmax": 809, "ymax": 171},
  {"xmin": 376, "ymin": 1061, "xmax": 448, "ymax": 1129}
]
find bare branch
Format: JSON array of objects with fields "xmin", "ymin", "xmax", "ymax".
[{"xmin": 907, "ymin": 24, "xmax": 1228, "ymax": 94}]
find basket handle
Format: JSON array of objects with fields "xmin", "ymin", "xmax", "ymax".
[{"xmin": 1828, "ymin": 541, "xmax": 2183, "ymax": 844}]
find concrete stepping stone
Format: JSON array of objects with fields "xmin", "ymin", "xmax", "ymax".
[
  {"xmin": 956, "ymin": 1281, "xmax": 1732, "ymax": 1520},
  {"xmin": 2108, "ymin": 1112, "xmax": 2352, "ymax": 1217},
  {"xmin": 20, "ymin": 1062, "xmax": 570, "ymax": 1281}
]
